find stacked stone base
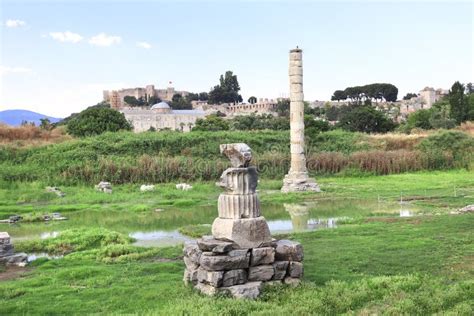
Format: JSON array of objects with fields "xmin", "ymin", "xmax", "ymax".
[
  {"xmin": 281, "ymin": 172, "xmax": 321, "ymax": 193},
  {"xmin": 0, "ymin": 232, "xmax": 27, "ymax": 267},
  {"xmin": 183, "ymin": 236, "xmax": 303, "ymax": 299}
]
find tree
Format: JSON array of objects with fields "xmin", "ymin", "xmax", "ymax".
[
  {"xmin": 248, "ymin": 96, "xmax": 257, "ymax": 104},
  {"xmin": 148, "ymin": 95, "xmax": 162, "ymax": 105},
  {"xmin": 406, "ymin": 109, "xmax": 433, "ymax": 130},
  {"xmin": 466, "ymin": 83, "xmax": 473, "ymax": 94},
  {"xmin": 337, "ymin": 106, "xmax": 396, "ymax": 133},
  {"xmin": 208, "ymin": 71, "xmax": 243, "ymax": 104},
  {"xmin": 39, "ymin": 118, "xmax": 53, "ymax": 130},
  {"xmin": 192, "ymin": 115, "xmax": 229, "ymax": 131},
  {"xmin": 67, "ymin": 107, "xmax": 132, "ymax": 137},
  {"xmin": 449, "ymin": 81, "xmax": 469, "ymax": 124},
  {"xmin": 170, "ymin": 94, "xmax": 192, "ymax": 110},
  {"xmin": 123, "ymin": 96, "xmax": 145, "ymax": 107},
  {"xmin": 331, "ymin": 90, "xmax": 346, "ymax": 102},
  {"xmin": 198, "ymin": 92, "xmax": 209, "ymax": 101},
  {"xmin": 403, "ymin": 93, "xmax": 418, "ymax": 100},
  {"xmin": 275, "ymin": 99, "xmax": 290, "ymax": 117}
]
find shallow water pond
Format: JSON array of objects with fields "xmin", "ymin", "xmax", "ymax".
[{"xmin": 7, "ymin": 198, "xmax": 421, "ymax": 247}]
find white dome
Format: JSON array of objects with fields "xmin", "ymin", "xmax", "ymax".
[{"xmin": 150, "ymin": 101, "xmax": 171, "ymax": 110}]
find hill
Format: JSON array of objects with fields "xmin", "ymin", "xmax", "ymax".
[{"xmin": 0, "ymin": 109, "xmax": 61, "ymax": 126}]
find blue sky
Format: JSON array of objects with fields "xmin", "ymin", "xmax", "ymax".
[{"xmin": 1, "ymin": 0, "xmax": 473, "ymax": 117}]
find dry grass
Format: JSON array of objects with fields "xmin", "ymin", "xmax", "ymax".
[
  {"xmin": 0, "ymin": 124, "xmax": 71, "ymax": 147},
  {"xmin": 457, "ymin": 121, "xmax": 474, "ymax": 135}
]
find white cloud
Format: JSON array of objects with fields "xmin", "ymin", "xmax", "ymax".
[
  {"xmin": 0, "ymin": 65, "xmax": 33, "ymax": 76},
  {"xmin": 136, "ymin": 41, "xmax": 152, "ymax": 49},
  {"xmin": 49, "ymin": 31, "xmax": 83, "ymax": 43},
  {"xmin": 89, "ymin": 33, "xmax": 121, "ymax": 47},
  {"xmin": 5, "ymin": 19, "xmax": 26, "ymax": 28}
]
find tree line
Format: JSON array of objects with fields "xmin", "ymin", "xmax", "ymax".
[{"xmin": 331, "ymin": 83, "xmax": 398, "ymax": 103}]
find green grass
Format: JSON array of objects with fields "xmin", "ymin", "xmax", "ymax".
[{"xmin": 0, "ymin": 215, "xmax": 472, "ymax": 314}]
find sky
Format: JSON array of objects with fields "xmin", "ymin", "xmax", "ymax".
[{"xmin": 0, "ymin": 0, "xmax": 473, "ymax": 118}]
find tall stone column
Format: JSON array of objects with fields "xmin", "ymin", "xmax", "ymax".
[{"xmin": 281, "ymin": 47, "xmax": 321, "ymax": 193}]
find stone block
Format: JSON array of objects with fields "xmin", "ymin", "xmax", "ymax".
[
  {"xmin": 217, "ymin": 167, "xmax": 258, "ymax": 195},
  {"xmin": 195, "ymin": 282, "xmax": 219, "ymax": 296},
  {"xmin": 197, "ymin": 267, "xmax": 224, "ymax": 287},
  {"xmin": 275, "ymin": 240, "xmax": 304, "ymax": 261},
  {"xmin": 221, "ymin": 281, "xmax": 262, "ymax": 299},
  {"xmin": 219, "ymin": 143, "xmax": 252, "ymax": 168},
  {"xmin": 0, "ymin": 232, "xmax": 10, "ymax": 245},
  {"xmin": 0, "ymin": 253, "xmax": 27, "ymax": 266},
  {"xmin": 272, "ymin": 261, "xmax": 289, "ymax": 280},
  {"xmin": 199, "ymin": 250, "xmax": 250, "ymax": 271},
  {"xmin": 196, "ymin": 236, "xmax": 234, "ymax": 253},
  {"xmin": 183, "ymin": 241, "xmax": 202, "ymax": 264},
  {"xmin": 250, "ymin": 247, "xmax": 275, "ymax": 266},
  {"xmin": 183, "ymin": 268, "xmax": 199, "ymax": 286},
  {"xmin": 283, "ymin": 277, "xmax": 302, "ymax": 287},
  {"xmin": 248, "ymin": 265, "xmax": 274, "ymax": 281},
  {"xmin": 289, "ymin": 261, "xmax": 304, "ymax": 278},
  {"xmin": 289, "ymin": 67, "xmax": 303, "ymax": 76},
  {"xmin": 222, "ymin": 269, "xmax": 247, "ymax": 287},
  {"xmin": 211, "ymin": 216, "xmax": 272, "ymax": 249},
  {"xmin": 183, "ymin": 256, "xmax": 199, "ymax": 270}
]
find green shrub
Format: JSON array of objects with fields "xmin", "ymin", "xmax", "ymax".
[{"xmin": 67, "ymin": 107, "xmax": 132, "ymax": 137}]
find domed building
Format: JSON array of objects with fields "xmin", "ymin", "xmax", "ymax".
[{"xmin": 120, "ymin": 102, "xmax": 206, "ymax": 132}]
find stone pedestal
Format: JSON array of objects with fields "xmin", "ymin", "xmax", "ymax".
[
  {"xmin": 184, "ymin": 143, "xmax": 304, "ymax": 299},
  {"xmin": 282, "ymin": 48, "xmax": 321, "ymax": 193}
]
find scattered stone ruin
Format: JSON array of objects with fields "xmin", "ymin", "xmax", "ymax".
[
  {"xmin": 183, "ymin": 143, "xmax": 304, "ymax": 299},
  {"xmin": 281, "ymin": 47, "xmax": 321, "ymax": 193},
  {"xmin": 0, "ymin": 232, "xmax": 27, "ymax": 266},
  {"xmin": 96, "ymin": 181, "xmax": 112, "ymax": 194}
]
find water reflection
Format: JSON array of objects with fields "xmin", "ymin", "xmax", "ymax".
[
  {"xmin": 27, "ymin": 253, "xmax": 63, "ymax": 262},
  {"xmin": 130, "ymin": 230, "xmax": 192, "ymax": 247}
]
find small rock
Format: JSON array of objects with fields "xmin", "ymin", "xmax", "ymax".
[
  {"xmin": 272, "ymin": 261, "xmax": 289, "ymax": 280},
  {"xmin": 95, "ymin": 181, "xmax": 112, "ymax": 194},
  {"xmin": 289, "ymin": 261, "xmax": 304, "ymax": 278},
  {"xmin": 458, "ymin": 205, "xmax": 474, "ymax": 214},
  {"xmin": 250, "ymin": 247, "xmax": 275, "ymax": 266},
  {"xmin": 284, "ymin": 277, "xmax": 301, "ymax": 287},
  {"xmin": 176, "ymin": 183, "xmax": 192, "ymax": 191},
  {"xmin": 222, "ymin": 269, "xmax": 247, "ymax": 287},
  {"xmin": 275, "ymin": 240, "xmax": 304, "ymax": 262},
  {"xmin": 46, "ymin": 186, "xmax": 65, "ymax": 197},
  {"xmin": 221, "ymin": 281, "xmax": 262, "ymax": 299},
  {"xmin": 140, "ymin": 184, "xmax": 155, "ymax": 192},
  {"xmin": 195, "ymin": 282, "xmax": 219, "ymax": 296},
  {"xmin": 154, "ymin": 208, "xmax": 165, "ymax": 212},
  {"xmin": 248, "ymin": 265, "xmax": 274, "ymax": 281}
]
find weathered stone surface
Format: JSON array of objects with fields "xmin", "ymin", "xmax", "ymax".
[
  {"xmin": 0, "ymin": 232, "xmax": 11, "ymax": 244},
  {"xmin": 212, "ymin": 217, "xmax": 272, "ymax": 249},
  {"xmin": 46, "ymin": 186, "xmax": 65, "ymax": 197},
  {"xmin": 176, "ymin": 183, "xmax": 193, "ymax": 191},
  {"xmin": 220, "ymin": 143, "xmax": 252, "ymax": 168},
  {"xmin": 218, "ymin": 192, "xmax": 260, "ymax": 219},
  {"xmin": 289, "ymin": 261, "xmax": 304, "ymax": 278},
  {"xmin": 217, "ymin": 167, "xmax": 258, "ymax": 195},
  {"xmin": 183, "ymin": 241, "xmax": 202, "ymax": 264},
  {"xmin": 183, "ymin": 268, "xmax": 199, "ymax": 286},
  {"xmin": 140, "ymin": 184, "xmax": 155, "ymax": 192},
  {"xmin": 0, "ymin": 253, "xmax": 27, "ymax": 266},
  {"xmin": 272, "ymin": 261, "xmax": 289, "ymax": 280},
  {"xmin": 195, "ymin": 282, "xmax": 219, "ymax": 296},
  {"xmin": 197, "ymin": 267, "xmax": 224, "ymax": 287},
  {"xmin": 196, "ymin": 236, "xmax": 234, "ymax": 253},
  {"xmin": 250, "ymin": 247, "xmax": 275, "ymax": 266},
  {"xmin": 221, "ymin": 281, "xmax": 262, "ymax": 299},
  {"xmin": 199, "ymin": 250, "xmax": 250, "ymax": 271},
  {"xmin": 284, "ymin": 277, "xmax": 302, "ymax": 287},
  {"xmin": 183, "ymin": 256, "xmax": 199, "ymax": 270},
  {"xmin": 248, "ymin": 265, "xmax": 274, "ymax": 281},
  {"xmin": 222, "ymin": 269, "xmax": 247, "ymax": 287},
  {"xmin": 95, "ymin": 181, "xmax": 112, "ymax": 193},
  {"xmin": 459, "ymin": 204, "xmax": 474, "ymax": 213},
  {"xmin": 275, "ymin": 240, "xmax": 304, "ymax": 262}
]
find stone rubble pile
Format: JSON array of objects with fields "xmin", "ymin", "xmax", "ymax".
[
  {"xmin": 183, "ymin": 238, "xmax": 303, "ymax": 299},
  {"xmin": 0, "ymin": 232, "xmax": 27, "ymax": 266},
  {"xmin": 45, "ymin": 186, "xmax": 65, "ymax": 197},
  {"xmin": 183, "ymin": 143, "xmax": 304, "ymax": 299}
]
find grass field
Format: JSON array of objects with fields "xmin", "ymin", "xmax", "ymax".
[{"xmin": 0, "ymin": 170, "xmax": 472, "ymax": 314}]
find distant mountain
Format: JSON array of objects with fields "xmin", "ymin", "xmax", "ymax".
[{"xmin": 0, "ymin": 109, "xmax": 62, "ymax": 126}]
